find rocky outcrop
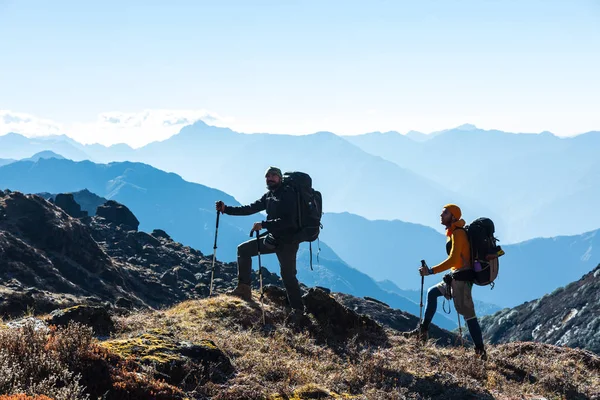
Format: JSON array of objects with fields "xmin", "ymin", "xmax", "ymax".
[
  {"xmin": 96, "ymin": 200, "xmax": 139, "ymax": 230},
  {"xmin": 0, "ymin": 191, "xmax": 131, "ymax": 317},
  {"xmin": 0, "ymin": 191, "xmax": 285, "ymax": 317},
  {"xmin": 481, "ymin": 264, "xmax": 600, "ymax": 354},
  {"xmin": 37, "ymin": 189, "xmax": 107, "ymax": 217},
  {"xmin": 336, "ymin": 292, "xmax": 457, "ymax": 346},
  {"xmin": 303, "ymin": 287, "xmax": 384, "ymax": 337},
  {"xmin": 101, "ymin": 330, "xmax": 234, "ymax": 386},
  {"xmin": 54, "ymin": 193, "xmax": 87, "ymax": 218},
  {"xmin": 48, "ymin": 305, "xmax": 115, "ymax": 336}
]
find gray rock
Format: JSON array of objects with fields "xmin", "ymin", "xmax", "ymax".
[
  {"xmin": 48, "ymin": 305, "xmax": 115, "ymax": 336},
  {"xmin": 96, "ymin": 200, "xmax": 139, "ymax": 230}
]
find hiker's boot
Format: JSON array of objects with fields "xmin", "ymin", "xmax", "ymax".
[
  {"xmin": 227, "ymin": 283, "xmax": 252, "ymax": 301},
  {"xmin": 402, "ymin": 324, "xmax": 429, "ymax": 342},
  {"xmin": 475, "ymin": 345, "xmax": 488, "ymax": 361}
]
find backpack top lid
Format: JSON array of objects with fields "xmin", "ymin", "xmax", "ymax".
[
  {"xmin": 468, "ymin": 217, "xmax": 495, "ymax": 235},
  {"xmin": 465, "ymin": 217, "xmax": 502, "ymax": 261},
  {"xmin": 282, "ymin": 171, "xmax": 312, "ymax": 189}
]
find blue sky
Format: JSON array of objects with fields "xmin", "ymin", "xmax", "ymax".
[{"xmin": 1, "ymin": 0, "xmax": 599, "ymax": 145}]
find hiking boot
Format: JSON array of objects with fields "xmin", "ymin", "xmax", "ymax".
[
  {"xmin": 226, "ymin": 283, "xmax": 252, "ymax": 301},
  {"xmin": 402, "ymin": 324, "xmax": 429, "ymax": 342},
  {"xmin": 475, "ymin": 345, "xmax": 488, "ymax": 361}
]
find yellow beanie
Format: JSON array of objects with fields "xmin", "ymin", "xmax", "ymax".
[{"xmin": 444, "ymin": 204, "xmax": 462, "ymax": 220}]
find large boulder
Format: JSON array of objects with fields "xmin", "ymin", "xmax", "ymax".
[
  {"xmin": 102, "ymin": 330, "xmax": 234, "ymax": 386},
  {"xmin": 54, "ymin": 193, "xmax": 87, "ymax": 218},
  {"xmin": 96, "ymin": 200, "xmax": 139, "ymax": 230},
  {"xmin": 151, "ymin": 229, "xmax": 172, "ymax": 240},
  {"xmin": 303, "ymin": 287, "xmax": 384, "ymax": 337},
  {"xmin": 48, "ymin": 305, "xmax": 115, "ymax": 336},
  {"xmin": 263, "ymin": 284, "xmax": 289, "ymax": 307}
]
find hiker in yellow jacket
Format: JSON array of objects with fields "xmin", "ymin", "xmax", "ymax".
[{"xmin": 404, "ymin": 204, "xmax": 487, "ymax": 359}]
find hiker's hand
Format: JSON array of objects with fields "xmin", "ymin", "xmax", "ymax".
[
  {"xmin": 215, "ymin": 201, "xmax": 226, "ymax": 213},
  {"xmin": 251, "ymin": 222, "xmax": 263, "ymax": 233},
  {"xmin": 419, "ymin": 264, "xmax": 431, "ymax": 276}
]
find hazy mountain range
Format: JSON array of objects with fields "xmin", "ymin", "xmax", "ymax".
[{"xmin": 2, "ymin": 123, "xmax": 598, "ymax": 243}]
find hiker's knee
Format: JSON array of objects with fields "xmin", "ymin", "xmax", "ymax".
[
  {"xmin": 455, "ymin": 298, "xmax": 476, "ymax": 319},
  {"xmin": 459, "ymin": 307, "xmax": 476, "ymax": 320},
  {"xmin": 427, "ymin": 286, "xmax": 442, "ymax": 301},
  {"xmin": 237, "ymin": 242, "xmax": 252, "ymax": 258}
]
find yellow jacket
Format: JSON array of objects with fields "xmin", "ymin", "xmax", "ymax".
[{"xmin": 432, "ymin": 219, "xmax": 471, "ymax": 274}]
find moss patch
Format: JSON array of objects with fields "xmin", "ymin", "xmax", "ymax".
[{"xmin": 101, "ymin": 332, "xmax": 183, "ymax": 364}]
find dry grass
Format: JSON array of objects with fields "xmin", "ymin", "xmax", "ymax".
[
  {"xmin": 1, "ymin": 294, "xmax": 598, "ymax": 399},
  {"xmin": 112, "ymin": 294, "xmax": 600, "ymax": 400},
  {"xmin": 0, "ymin": 320, "xmax": 185, "ymax": 399}
]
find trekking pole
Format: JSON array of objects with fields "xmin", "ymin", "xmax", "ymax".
[
  {"xmin": 457, "ymin": 313, "xmax": 464, "ymax": 347},
  {"xmin": 209, "ymin": 210, "xmax": 220, "ymax": 297},
  {"xmin": 255, "ymin": 230, "xmax": 266, "ymax": 325},
  {"xmin": 419, "ymin": 260, "xmax": 426, "ymax": 324}
]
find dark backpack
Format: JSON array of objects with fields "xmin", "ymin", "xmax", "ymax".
[
  {"xmin": 282, "ymin": 171, "xmax": 323, "ymax": 268},
  {"xmin": 454, "ymin": 217, "xmax": 505, "ymax": 287}
]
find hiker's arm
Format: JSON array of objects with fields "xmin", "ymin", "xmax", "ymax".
[
  {"xmin": 431, "ymin": 230, "xmax": 468, "ymax": 274},
  {"xmin": 262, "ymin": 189, "xmax": 298, "ymax": 232},
  {"xmin": 223, "ymin": 195, "xmax": 266, "ymax": 216}
]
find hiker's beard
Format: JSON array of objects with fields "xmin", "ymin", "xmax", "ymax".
[{"xmin": 267, "ymin": 181, "xmax": 280, "ymax": 190}]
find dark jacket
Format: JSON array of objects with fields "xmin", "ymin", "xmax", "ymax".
[{"xmin": 224, "ymin": 185, "xmax": 299, "ymax": 241}]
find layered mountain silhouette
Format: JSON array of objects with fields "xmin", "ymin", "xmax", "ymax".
[
  {"xmin": 0, "ymin": 125, "xmax": 493, "ymax": 235},
  {"xmin": 3, "ymin": 124, "xmax": 599, "ymax": 242},
  {"xmin": 345, "ymin": 125, "xmax": 600, "ymax": 242},
  {"xmin": 0, "ymin": 132, "xmax": 91, "ymax": 161},
  {"xmin": 320, "ymin": 212, "xmax": 448, "ymax": 282},
  {"xmin": 481, "ymin": 264, "xmax": 600, "ymax": 354},
  {"xmin": 22, "ymin": 150, "xmax": 66, "ymax": 162},
  {"xmin": 0, "ymin": 157, "xmax": 248, "ymax": 260}
]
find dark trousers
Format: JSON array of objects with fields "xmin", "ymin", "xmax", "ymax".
[{"xmin": 237, "ymin": 234, "xmax": 303, "ymax": 310}]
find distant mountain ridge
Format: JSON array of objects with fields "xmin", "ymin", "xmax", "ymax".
[
  {"xmin": 2, "ymin": 125, "xmax": 599, "ymax": 242},
  {"xmin": 344, "ymin": 126, "xmax": 600, "ymax": 242}
]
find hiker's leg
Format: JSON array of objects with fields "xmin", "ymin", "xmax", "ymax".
[
  {"xmin": 453, "ymin": 281, "xmax": 484, "ymax": 348},
  {"xmin": 466, "ymin": 317, "xmax": 484, "ymax": 348},
  {"xmin": 423, "ymin": 282, "xmax": 445, "ymax": 329},
  {"xmin": 276, "ymin": 242, "xmax": 303, "ymax": 310},
  {"xmin": 236, "ymin": 239, "xmax": 256, "ymax": 286},
  {"xmin": 236, "ymin": 234, "xmax": 275, "ymax": 286},
  {"xmin": 452, "ymin": 281, "xmax": 476, "ymax": 320}
]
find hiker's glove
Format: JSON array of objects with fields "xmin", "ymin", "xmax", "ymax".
[
  {"xmin": 215, "ymin": 201, "xmax": 226, "ymax": 213},
  {"xmin": 419, "ymin": 265, "xmax": 431, "ymax": 276},
  {"xmin": 251, "ymin": 222, "xmax": 263, "ymax": 233}
]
